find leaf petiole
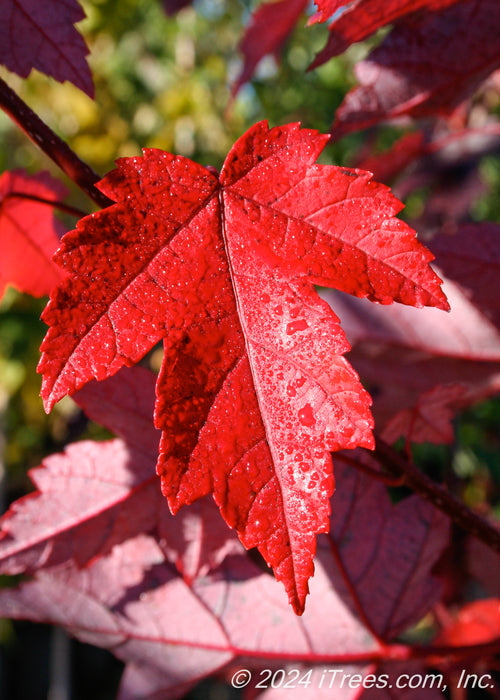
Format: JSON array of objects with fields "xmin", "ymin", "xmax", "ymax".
[
  {"xmin": 373, "ymin": 437, "xmax": 500, "ymax": 555},
  {"xmin": 3, "ymin": 191, "xmax": 87, "ymax": 219},
  {"xmin": 0, "ymin": 77, "xmax": 111, "ymax": 209}
]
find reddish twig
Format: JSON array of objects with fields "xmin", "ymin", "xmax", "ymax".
[
  {"xmin": 335, "ymin": 450, "xmax": 406, "ymax": 487},
  {"xmin": 0, "ymin": 77, "xmax": 112, "ymax": 209},
  {"xmin": 3, "ymin": 191, "xmax": 87, "ymax": 219},
  {"xmin": 373, "ymin": 436, "xmax": 500, "ymax": 555}
]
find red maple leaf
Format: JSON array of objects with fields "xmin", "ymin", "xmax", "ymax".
[
  {"xmin": 381, "ymin": 383, "xmax": 468, "ymax": 445},
  {"xmin": 0, "ymin": 169, "xmax": 67, "ymax": 300},
  {"xmin": 355, "ymin": 131, "xmax": 427, "ymax": 185},
  {"xmin": 331, "ymin": 0, "xmax": 500, "ymax": 140},
  {"xmin": 435, "ymin": 599, "xmax": 500, "ymax": 647},
  {"xmin": 0, "ymin": 0, "xmax": 93, "ymax": 97},
  {"xmin": 429, "ymin": 223, "xmax": 500, "ymax": 329},
  {"xmin": 309, "ymin": 0, "xmax": 460, "ymax": 64},
  {"xmin": 231, "ymin": 0, "xmax": 308, "ymax": 97},
  {"xmin": 37, "ymin": 120, "xmax": 448, "ymax": 613}
]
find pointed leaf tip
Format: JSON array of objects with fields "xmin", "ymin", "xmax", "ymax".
[{"xmin": 0, "ymin": 0, "xmax": 94, "ymax": 96}]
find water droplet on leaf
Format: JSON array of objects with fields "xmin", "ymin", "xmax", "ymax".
[
  {"xmin": 298, "ymin": 403, "xmax": 315, "ymax": 428},
  {"xmin": 286, "ymin": 319, "xmax": 308, "ymax": 335}
]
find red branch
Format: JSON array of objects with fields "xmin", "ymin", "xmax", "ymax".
[
  {"xmin": 372, "ymin": 437, "xmax": 500, "ymax": 555},
  {"xmin": 3, "ymin": 191, "xmax": 87, "ymax": 218},
  {"xmin": 335, "ymin": 451, "xmax": 406, "ymax": 488},
  {"xmin": 0, "ymin": 77, "xmax": 112, "ymax": 209}
]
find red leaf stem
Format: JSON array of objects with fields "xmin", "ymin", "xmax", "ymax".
[
  {"xmin": 0, "ymin": 76, "xmax": 111, "ymax": 209},
  {"xmin": 3, "ymin": 191, "xmax": 87, "ymax": 219},
  {"xmin": 335, "ymin": 450, "xmax": 406, "ymax": 488},
  {"xmin": 373, "ymin": 437, "xmax": 500, "ymax": 555}
]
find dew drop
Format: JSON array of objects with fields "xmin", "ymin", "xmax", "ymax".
[
  {"xmin": 286, "ymin": 319, "xmax": 308, "ymax": 335},
  {"xmin": 298, "ymin": 403, "xmax": 315, "ymax": 428},
  {"xmin": 254, "ymin": 514, "xmax": 271, "ymax": 532}
]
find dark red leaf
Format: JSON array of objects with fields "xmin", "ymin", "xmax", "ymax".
[
  {"xmin": 389, "ymin": 128, "xmax": 499, "ymax": 232},
  {"xmin": 157, "ymin": 495, "xmax": 244, "ymax": 582},
  {"xmin": 331, "ymin": 0, "xmax": 500, "ymax": 140},
  {"xmin": 0, "ymin": 169, "xmax": 67, "ymax": 300},
  {"xmin": 38, "ymin": 121, "xmax": 448, "ymax": 613},
  {"xmin": 355, "ymin": 132, "xmax": 427, "ymax": 184},
  {"xmin": 360, "ymin": 126, "xmax": 500, "ymax": 229},
  {"xmin": 355, "ymin": 350, "xmax": 500, "ymax": 440},
  {"xmin": 327, "ymin": 460, "xmax": 449, "ymax": 639},
  {"xmin": 310, "ymin": 0, "xmax": 460, "ymax": 63},
  {"xmin": 429, "ymin": 223, "xmax": 500, "ymax": 328},
  {"xmin": 0, "ymin": 0, "xmax": 93, "ymax": 97},
  {"xmin": 467, "ymin": 529, "xmax": 500, "ymax": 597},
  {"xmin": 161, "ymin": 0, "xmax": 192, "ymax": 16},
  {"xmin": 73, "ymin": 365, "xmax": 160, "ymax": 452},
  {"xmin": 404, "ymin": 170, "xmax": 487, "ymax": 236},
  {"xmin": 232, "ymin": 0, "xmax": 308, "ymax": 97},
  {"xmin": 0, "ymin": 436, "xmax": 242, "ymax": 581},
  {"xmin": 0, "ymin": 439, "xmax": 160, "ymax": 573},
  {"xmin": 381, "ymin": 383, "xmax": 468, "ymax": 445},
  {"xmin": 325, "ymin": 278, "xmax": 500, "ymax": 362}
]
